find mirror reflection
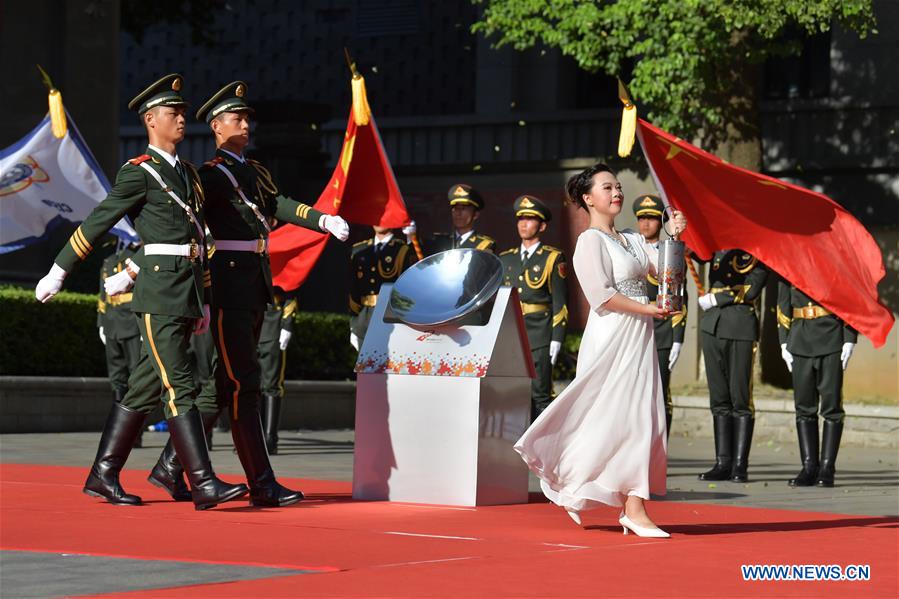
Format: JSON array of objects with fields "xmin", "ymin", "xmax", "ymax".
[{"xmin": 389, "ymin": 249, "xmax": 504, "ymax": 326}]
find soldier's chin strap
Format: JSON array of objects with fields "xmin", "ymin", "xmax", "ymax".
[{"xmin": 213, "ymin": 163, "xmax": 271, "ymax": 233}]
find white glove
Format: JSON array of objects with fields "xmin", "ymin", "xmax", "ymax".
[
  {"xmin": 99, "ymin": 327, "xmax": 106, "ymax": 346},
  {"xmin": 104, "ymin": 269, "xmax": 135, "ymax": 296},
  {"xmin": 35, "ymin": 263, "xmax": 67, "ymax": 303},
  {"xmin": 668, "ymin": 342, "xmax": 682, "ymax": 370},
  {"xmin": 780, "ymin": 343, "xmax": 793, "ymax": 373},
  {"xmin": 698, "ymin": 293, "xmax": 718, "ymax": 311},
  {"xmin": 279, "ymin": 329, "xmax": 292, "ymax": 351},
  {"xmin": 321, "ymin": 214, "xmax": 349, "ymax": 241},
  {"xmin": 840, "ymin": 342, "xmax": 855, "ymax": 370},
  {"xmin": 402, "ymin": 220, "xmax": 417, "ymax": 237},
  {"xmin": 549, "ymin": 341, "xmax": 562, "ymax": 366},
  {"xmin": 193, "ymin": 304, "xmax": 211, "ymax": 335},
  {"xmin": 350, "ymin": 332, "xmax": 360, "ymax": 351}
]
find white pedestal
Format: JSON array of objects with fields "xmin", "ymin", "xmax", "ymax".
[{"xmin": 352, "ymin": 285, "xmax": 533, "ymax": 506}]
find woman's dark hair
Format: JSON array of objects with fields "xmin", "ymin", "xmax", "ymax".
[{"xmin": 565, "ymin": 163, "xmax": 615, "ymax": 211}]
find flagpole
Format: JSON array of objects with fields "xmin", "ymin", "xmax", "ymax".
[{"xmin": 345, "ymin": 48, "xmax": 423, "ymax": 260}]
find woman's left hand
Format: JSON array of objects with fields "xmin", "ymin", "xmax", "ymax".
[{"xmin": 670, "ymin": 210, "xmax": 687, "ymax": 236}]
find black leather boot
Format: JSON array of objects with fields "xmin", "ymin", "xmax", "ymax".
[
  {"xmin": 113, "ymin": 388, "xmax": 143, "ymax": 448},
  {"xmin": 147, "ymin": 438, "xmax": 191, "ymax": 501},
  {"xmin": 83, "ymin": 403, "xmax": 146, "ymax": 505},
  {"xmin": 262, "ymin": 394, "xmax": 282, "ymax": 455},
  {"xmin": 665, "ymin": 409, "xmax": 673, "ymax": 441},
  {"xmin": 788, "ymin": 419, "xmax": 819, "ymax": 487},
  {"xmin": 816, "ymin": 420, "xmax": 844, "ymax": 487},
  {"xmin": 232, "ymin": 409, "xmax": 303, "ymax": 507},
  {"xmin": 148, "ymin": 410, "xmax": 220, "ymax": 502},
  {"xmin": 699, "ymin": 414, "xmax": 733, "ymax": 481},
  {"xmin": 168, "ymin": 408, "xmax": 248, "ymax": 510},
  {"xmin": 730, "ymin": 415, "xmax": 755, "ymax": 483}
]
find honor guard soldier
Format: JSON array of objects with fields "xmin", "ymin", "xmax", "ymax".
[
  {"xmin": 633, "ymin": 195, "xmax": 687, "ymax": 438},
  {"xmin": 97, "ymin": 241, "xmax": 142, "ymax": 405},
  {"xmin": 144, "ymin": 80, "xmax": 350, "ymax": 507},
  {"xmin": 350, "ymin": 226, "xmax": 418, "ymax": 350},
  {"xmin": 695, "ymin": 250, "xmax": 768, "ymax": 483},
  {"xmin": 403, "ymin": 184, "xmax": 496, "ymax": 255},
  {"xmin": 36, "ymin": 74, "xmax": 249, "ymax": 509},
  {"xmin": 97, "ymin": 240, "xmax": 145, "ymax": 448},
  {"xmin": 256, "ymin": 286, "xmax": 298, "ymax": 455},
  {"xmin": 498, "ymin": 195, "xmax": 568, "ymax": 419},
  {"xmin": 777, "ymin": 280, "xmax": 856, "ymax": 487}
]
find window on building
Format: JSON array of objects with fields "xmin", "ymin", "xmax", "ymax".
[{"xmin": 764, "ymin": 30, "xmax": 831, "ymax": 100}]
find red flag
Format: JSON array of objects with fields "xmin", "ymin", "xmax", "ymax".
[
  {"xmin": 268, "ymin": 75, "xmax": 411, "ymax": 290},
  {"xmin": 636, "ymin": 118, "xmax": 893, "ymax": 348}
]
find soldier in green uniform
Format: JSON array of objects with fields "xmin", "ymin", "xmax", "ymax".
[
  {"xmin": 633, "ymin": 195, "xmax": 687, "ymax": 438},
  {"xmin": 256, "ymin": 286, "xmax": 298, "ymax": 455},
  {"xmin": 144, "ymin": 81, "xmax": 350, "ymax": 508},
  {"xmin": 349, "ymin": 226, "xmax": 418, "ymax": 350},
  {"xmin": 97, "ymin": 240, "xmax": 145, "ymax": 447},
  {"xmin": 695, "ymin": 250, "xmax": 768, "ymax": 483},
  {"xmin": 498, "ymin": 195, "xmax": 568, "ymax": 419},
  {"xmin": 35, "ymin": 74, "xmax": 248, "ymax": 510},
  {"xmin": 403, "ymin": 184, "xmax": 496, "ymax": 255},
  {"xmin": 777, "ymin": 280, "xmax": 857, "ymax": 487}
]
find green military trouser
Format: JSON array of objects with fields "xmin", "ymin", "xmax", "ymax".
[
  {"xmin": 120, "ymin": 313, "xmax": 198, "ymax": 418},
  {"xmin": 531, "ymin": 347, "xmax": 553, "ymax": 419},
  {"xmin": 190, "ymin": 329, "xmax": 216, "ymax": 392},
  {"xmin": 701, "ymin": 331, "xmax": 755, "ymax": 418},
  {"xmin": 258, "ymin": 337, "xmax": 286, "ymax": 398},
  {"xmin": 792, "ymin": 352, "xmax": 844, "ymax": 423},
  {"xmin": 656, "ymin": 347, "xmax": 673, "ymax": 417},
  {"xmin": 196, "ymin": 308, "xmax": 265, "ymax": 421},
  {"xmin": 105, "ymin": 334, "xmax": 142, "ymax": 393}
]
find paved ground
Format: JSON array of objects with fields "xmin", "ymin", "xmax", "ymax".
[{"xmin": 2, "ymin": 427, "xmax": 897, "ymax": 516}]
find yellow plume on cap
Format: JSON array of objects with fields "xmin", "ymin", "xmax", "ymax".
[
  {"xmin": 617, "ymin": 78, "xmax": 636, "ymax": 158},
  {"xmin": 37, "ymin": 64, "xmax": 67, "ymax": 139}
]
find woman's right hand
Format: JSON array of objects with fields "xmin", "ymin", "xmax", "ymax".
[{"xmin": 644, "ymin": 304, "xmax": 677, "ymax": 320}]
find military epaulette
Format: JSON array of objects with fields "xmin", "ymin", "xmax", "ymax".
[
  {"xmin": 473, "ymin": 233, "xmax": 494, "ymax": 243},
  {"xmin": 127, "ymin": 154, "xmax": 151, "ymax": 165},
  {"xmin": 540, "ymin": 244, "xmax": 562, "ymax": 255},
  {"xmin": 353, "ymin": 239, "xmax": 373, "ymax": 249},
  {"xmin": 499, "ymin": 248, "xmax": 517, "ymax": 256},
  {"xmin": 203, "ymin": 156, "xmax": 225, "ymax": 168}
]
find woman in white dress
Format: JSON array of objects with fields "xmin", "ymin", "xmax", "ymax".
[{"xmin": 514, "ymin": 163, "xmax": 687, "ymax": 537}]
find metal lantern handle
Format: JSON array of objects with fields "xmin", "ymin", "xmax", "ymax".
[{"xmin": 662, "ymin": 205, "xmax": 681, "ymax": 240}]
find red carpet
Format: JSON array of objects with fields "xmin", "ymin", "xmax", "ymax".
[{"xmin": 1, "ymin": 463, "xmax": 896, "ymax": 597}]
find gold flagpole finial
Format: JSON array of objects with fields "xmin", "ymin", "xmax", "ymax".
[
  {"xmin": 617, "ymin": 78, "xmax": 636, "ymax": 157},
  {"xmin": 37, "ymin": 64, "xmax": 67, "ymax": 139}
]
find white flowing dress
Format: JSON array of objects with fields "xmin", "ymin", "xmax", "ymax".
[{"xmin": 514, "ymin": 228, "xmax": 668, "ymax": 511}]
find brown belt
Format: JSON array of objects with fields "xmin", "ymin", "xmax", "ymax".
[
  {"xmin": 520, "ymin": 302, "xmax": 550, "ymax": 315},
  {"xmin": 361, "ymin": 294, "xmax": 378, "ymax": 308},
  {"xmin": 793, "ymin": 306, "xmax": 831, "ymax": 319}
]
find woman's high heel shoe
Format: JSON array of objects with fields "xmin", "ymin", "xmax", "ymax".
[
  {"xmin": 619, "ymin": 514, "xmax": 670, "ymax": 538},
  {"xmin": 565, "ymin": 509, "xmax": 582, "ymax": 526}
]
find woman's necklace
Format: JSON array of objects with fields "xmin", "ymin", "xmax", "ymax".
[{"xmin": 593, "ymin": 227, "xmax": 637, "ymax": 259}]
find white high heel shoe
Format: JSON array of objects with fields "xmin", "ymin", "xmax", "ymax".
[
  {"xmin": 619, "ymin": 514, "xmax": 670, "ymax": 538},
  {"xmin": 565, "ymin": 509, "xmax": 582, "ymax": 526}
]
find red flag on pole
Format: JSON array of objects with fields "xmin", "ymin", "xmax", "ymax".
[
  {"xmin": 268, "ymin": 73, "xmax": 411, "ymax": 290},
  {"xmin": 635, "ymin": 118, "xmax": 893, "ymax": 348}
]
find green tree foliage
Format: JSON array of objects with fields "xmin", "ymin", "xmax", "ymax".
[{"xmin": 472, "ymin": 0, "xmax": 876, "ymax": 147}]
